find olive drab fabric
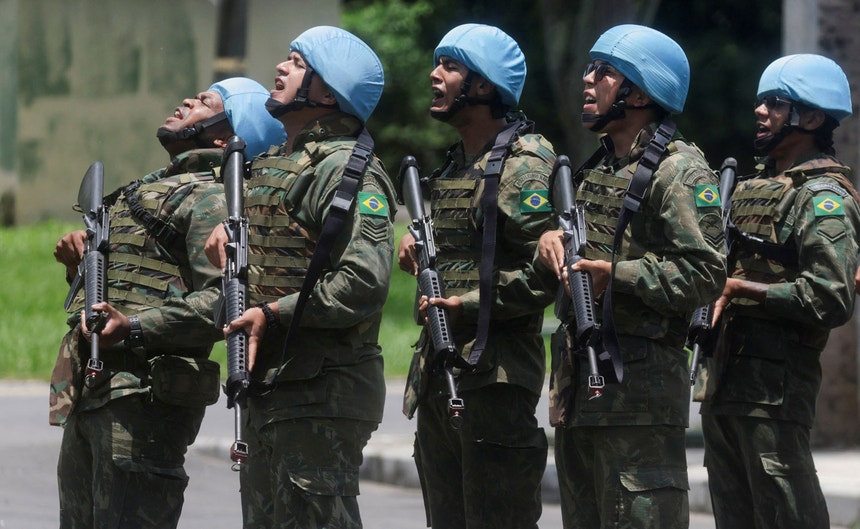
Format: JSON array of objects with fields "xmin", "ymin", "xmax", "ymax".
[
  {"xmin": 698, "ymin": 154, "xmax": 860, "ymax": 529},
  {"xmin": 548, "ymin": 124, "xmax": 725, "ymax": 428},
  {"xmin": 237, "ymin": 111, "xmax": 394, "ymax": 528},
  {"xmin": 52, "ymin": 147, "xmax": 228, "ymax": 529},
  {"xmin": 404, "ymin": 124, "xmax": 557, "ymax": 529},
  {"xmin": 402, "ymin": 131, "xmax": 558, "ymax": 417},
  {"xmin": 547, "ymin": 122, "xmax": 725, "ymax": 529},
  {"xmin": 698, "ymin": 155, "xmax": 860, "ymax": 427}
]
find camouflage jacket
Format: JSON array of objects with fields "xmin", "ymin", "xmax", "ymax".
[
  {"xmin": 57, "ymin": 148, "xmax": 227, "ymax": 413},
  {"xmin": 550, "ymin": 122, "xmax": 726, "ymax": 427},
  {"xmin": 700, "ymin": 153, "xmax": 860, "ymax": 427},
  {"xmin": 403, "ymin": 124, "xmax": 558, "ymax": 418},
  {"xmin": 243, "ymin": 112, "xmax": 394, "ymax": 424}
]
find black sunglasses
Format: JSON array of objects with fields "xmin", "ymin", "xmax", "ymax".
[
  {"xmin": 583, "ymin": 61, "xmax": 614, "ymax": 82},
  {"xmin": 758, "ymin": 95, "xmax": 794, "ymax": 110}
]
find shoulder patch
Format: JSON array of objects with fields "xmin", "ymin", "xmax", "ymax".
[
  {"xmin": 358, "ymin": 192, "xmax": 389, "ymax": 217},
  {"xmin": 813, "ymin": 195, "xmax": 844, "ymax": 217},
  {"xmin": 520, "ymin": 189, "xmax": 550, "ymax": 213},
  {"xmin": 807, "ymin": 181, "xmax": 849, "ymax": 197},
  {"xmin": 695, "ymin": 184, "xmax": 721, "ymax": 208}
]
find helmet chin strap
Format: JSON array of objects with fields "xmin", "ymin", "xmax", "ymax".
[
  {"xmin": 156, "ymin": 112, "xmax": 229, "ymax": 149},
  {"xmin": 753, "ymin": 103, "xmax": 810, "ymax": 153},
  {"xmin": 265, "ymin": 66, "xmax": 338, "ymax": 119},
  {"xmin": 430, "ymin": 71, "xmax": 492, "ymax": 123},
  {"xmin": 581, "ymin": 81, "xmax": 633, "ymax": 133}
]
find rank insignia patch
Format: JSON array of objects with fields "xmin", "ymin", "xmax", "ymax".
[
  {"xmin": 521, "ymin": 189, "xmax": 550, "ymax": 213},
  {"xmin": 358, "ymin": 192, "xmax": 389, "ymax": 217},
  {"xmin": 695, "ymin": 184, "xmax": 721, "ymax": 208},
  {"xmin": 813, "ymin": 195, "xmax": 843, "ymax": 216}
]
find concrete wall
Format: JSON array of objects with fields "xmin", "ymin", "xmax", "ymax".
[{"xmin": 3, "ymin": 0, "xmax": 339, "ymax": 225}]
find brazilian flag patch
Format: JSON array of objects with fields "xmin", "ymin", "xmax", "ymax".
[
  {"xmin": 358, "ymin": 192, "xmax": 389, "ymax": 217},
  {"xmin": 520, "ymin": 189, "xmax": 550, "ymax": 213},
  {"xmin": 813, "ymin": 195, "xmax": 844, "ymax": 216},
  {"xmin": 695, "ymin": 184, "xmax": 721, "ymax": 208}
]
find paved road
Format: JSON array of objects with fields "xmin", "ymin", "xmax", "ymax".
[{"xmin": 0, "ymin": 381, "xmax": 848, "ymax": 528}]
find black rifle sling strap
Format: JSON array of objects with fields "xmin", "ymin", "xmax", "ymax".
[
  {"xmin": 262, "ymin": 128, "xmax": 375, "ymax": 388},
  {"xmin": 601, "ymin": 118, "xmax": 677, "ymax": 383},
  {"xmin": 468, "ymin": 119, "xmax": 533, "ymax": 366}
]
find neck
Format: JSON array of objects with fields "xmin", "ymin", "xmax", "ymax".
[
  {"xmin": 769, "ymin": 134, "xmax": 819, "ymax": 174},
  {"xmin": 452, "ymin": 111, "xmax": 508, "ymax": 156},
  {"xmin": 281, "ymin": 108, "xmax": 336, "ymax": 154},
  {"xmin": 605, "ymin": 110, "xmax": 659, "ymax": 158}
]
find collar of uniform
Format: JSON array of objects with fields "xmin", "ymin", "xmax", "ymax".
[
  {"xmin": 290, "ymin": 112, "xmax": 363, "ymax": 152},
  {"xmin": 161, "ymin": 148, "xmax": 223, "ymax": 179}
]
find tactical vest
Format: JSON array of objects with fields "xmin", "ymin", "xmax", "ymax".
[
  {"xmin": 243, "ymin": 140, "xmax": 356, "ymax": 304},
  {"xmin": 67, "ymin": 172, "xmax": 214, "ymax": 315},
  {"xmin": 728, "ymin": 157, "xmax": 853, "ymax": 286},
  {"xmin": 430, "ymin": 134, "xmax": 554, "ymax": 297}
]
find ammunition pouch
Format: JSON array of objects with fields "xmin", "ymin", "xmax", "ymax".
[{"xmin": 148, "ymin": 355, "xmax": 221, "ymax": 408}]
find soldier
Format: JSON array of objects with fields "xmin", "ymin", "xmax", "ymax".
[
  {"xmin": 51, "ymin": 77, "xmax": 285, "ymax": 529},
  {"xmin": 698, "ymin": 54, "xmax": 860, "ymax": 529},
  {"xmin": 536, "ymin": 24, "xmax": 725, "ymax": 528},
  {"xmin": 397, "ymin": 23, "xmax": 557, "ymax": 529},
  {"xmin": 203, "ymin": 26, "xmax": 394, "ymax": 528}
]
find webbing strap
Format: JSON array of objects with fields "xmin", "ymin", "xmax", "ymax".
[
  {"xmin": 601, "ymin": 119, "xmax": 677, "ymax": 383},
  {"xmin": 468, "ymin": 119, "xmax": 532, "ymax": 366},
  {"xmin": 262, "ymin": 128, "xmax": 375, "ymax": 388}
]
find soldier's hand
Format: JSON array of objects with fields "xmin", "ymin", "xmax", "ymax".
[
  {"xmin": 538, "ymin": 230, "xmax": 565, "ymax": 280},
  {"xmin": 54, "ymin": 230, "xmax": 88, "ymax": 281},
  {"xmin": 571, "ymin": 258, "xmax": 611, "ymax": 297},
  {"xmin": 80, "ymin": 302, "xmax": 130, "ymax": 348},
  {"xmin": 854, "ymin": 265, "xmax": 860, "ymax": 296},
  {"xmin": 398, "ymin": 232, "xmax": 419, "ymax": 276},
  {"xmin": 205, "ymin": 223, "xmax": 229, "ymax": 269},
  {"xmin": 224, "ymin": 306, "xmax": 268, "ymax": 372},
  {"xmin": 418, "ymin": 294, "xmax": 463, "ymax": 323}
]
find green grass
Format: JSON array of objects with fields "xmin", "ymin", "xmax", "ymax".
[{"xmin": 0, "ymin": 221, "xmax": 552, "ymax": 381}]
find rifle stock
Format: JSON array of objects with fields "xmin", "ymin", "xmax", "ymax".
[
  {"xmin": 552, "ymin": 155, "xmax": 605, "ymax": 399},
  {"xmin": 687, "ymin": 157, "xmax": 737, "ymax": 384},
  {"xmin": 218, "ymin": 136, "xmax": 251, "ymax": 468},
  {"xmin": 399, "ymin": 155, "xmax": 464, "ymax": 429}
]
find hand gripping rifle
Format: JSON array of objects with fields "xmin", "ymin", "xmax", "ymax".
[
  {"xmin": 551, "ymin": 155, "xmax": 605, "ymax": 400},
  {"xmin": 399, "ymin": 156, "xmax": 465, "ymax": 429},
  {"xmin": 215, "ymin": 136, "xmax": 250, "ymax": 468},
  {"xmin": 687, "ymin": 157, "xmax": 737, "ymax": 384},
  {"xmin": 64, "ymin": 162, "xmax": 110, "ymax": 387}
]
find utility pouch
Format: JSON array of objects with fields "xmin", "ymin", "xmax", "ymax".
[{"xmin": 148, "ymin": 355, "xmax": 221, "ymax": 407}]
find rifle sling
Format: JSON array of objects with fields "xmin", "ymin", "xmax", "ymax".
[
  {"xmin": 261, "ymin": 128, "xmax": 375, "ymax": 389},
  {"xmin": 601, "ymin": 118, "xmax": 677, "ymax": 383},
  {"xmin": 468, "ymin": 119, "xmax": 533, "ymax": 366}
]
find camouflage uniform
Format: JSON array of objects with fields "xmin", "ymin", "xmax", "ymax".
[
  {"xmin": 52, "ymin": 148, "xmax": 226, "ymax": 529},
  {"xmin": 403, "ymin": 127, "xmax": 557, "ymax": 529},
  {"xmin": 698, "ymin": 154, "xmax": 860, "ymax": 529},
  {"xmin": 238, "ymin": 112, "xmax": 394, "ymax": 529},
  {"xmin": 548, "ymin": 123, "xmax": 726, "ymax": 529}
]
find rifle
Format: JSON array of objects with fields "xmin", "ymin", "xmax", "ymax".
[
  {"xmin": 64, "ymin": 162, "xmax": 110, "ymax": 387},
  {"xmin": 687, "ymin": 157, "xmax": 737, "ymax": 384},
  {"xmin": 215, "ymin": 135, "xmax": 250, "ymax": 468},
  {"xmin": 399, "ymin": 155, "xmax": 465, "ymax": 429},
  {"xmin": 551, "ymin": 155, "xmax": 605, "ymax": 400}
]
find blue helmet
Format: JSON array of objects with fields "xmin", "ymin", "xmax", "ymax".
[
  {"xmin": 290, "ymin": 26, "xmax": 385, "ymax": 123},
  {"xmin": 757, "ymin": 54, "xmax": 852, "ymax": 123},
  {"xmin": 434, "ymin": 23, "xmax": 526, "ymax": 107},
  {"xmin": 209, "ymin": 77, "xmax": 286, "ymax": 157},
  {"xmin": 590, "ymin": 24, "xmax": 689, "ymax": 114}
]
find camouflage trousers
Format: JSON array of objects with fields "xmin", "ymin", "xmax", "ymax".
[
  {"xmin": 239, "ymin": 412, "xmax": 377, "ymax": 529},
  {"xmin": 57, "ymin": 393, "xmax": 205, "ymax": 529},
  {"xmin": 701, "ymin": 414, "xmax": 829, "ymax": 529},
  {"xmin": 413, "ymin": 381, "xmax": 548, "ymax": 529},
  {"xmin": 554, "ymin": 424, "xmax": 689, "ymax": 529}
]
